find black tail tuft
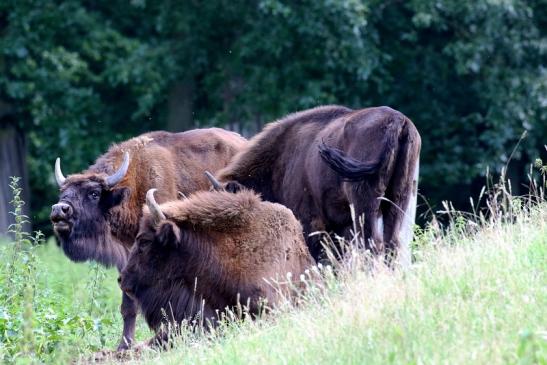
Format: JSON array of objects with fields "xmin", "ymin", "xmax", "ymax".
[{"xmin": 318, "ymin": 142, "xmax": 382, "ymax": 181}]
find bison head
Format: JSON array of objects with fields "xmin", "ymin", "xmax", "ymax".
[
  {"xmin": 50, "ymin": 152, "xmax": 131, "ymax": 267},
  {"xmin": 120, "ymin": 189, "xmax": 186, "ymax": 328}
]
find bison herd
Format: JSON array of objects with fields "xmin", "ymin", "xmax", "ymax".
[{"xmin": 50, "ymin": 105, "xmax": 420, "ymax": 351}]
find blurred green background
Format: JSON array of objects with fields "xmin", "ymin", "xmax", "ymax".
[{"xmin": 0, "ymin": 0, "xmax": 545, "ymax": 235}]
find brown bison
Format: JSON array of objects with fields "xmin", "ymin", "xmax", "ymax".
[
  {"xmin": 119, "ymin": 187, "xmax": 314, "ymax": 346},
  {"xmin": 215, "ymin": 106, "xmax": 421, "ymax": 265},
  {"xmin": 50, "ymin": 129, "xmax": 247, "ymax": 349}
]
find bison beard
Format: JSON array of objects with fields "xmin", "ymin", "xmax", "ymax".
[
  {"xmin": 58, "ymin": 213, "xmax": 121, "ymax": 265},
  {"xmin": 216, "ymin": 105, "xmax": 421, "ymax": 264},
  {"xmin": 50, "ymin": 129, "xmax": 247, "ymax": 350},
  {"xmin": 120, "ymin": 189, "xmax": 315, "ymax": 347}
]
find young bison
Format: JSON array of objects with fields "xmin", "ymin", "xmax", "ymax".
[{"xmin": 119, "ymin": 188, "xmax": 315, "ymax": 346}]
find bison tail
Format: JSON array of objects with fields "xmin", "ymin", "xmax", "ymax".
[{"xmin": 318, "ymin": 142, "xmax": 383, "ymax": 181}]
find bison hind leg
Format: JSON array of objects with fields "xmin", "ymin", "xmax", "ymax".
[
  {"xmin": 396, "ymin": 160, "xmax": 419, "ymax": 268},
  {"xmin": 382, "ymin": 159, "xmax": 419, "ymax": 268}
]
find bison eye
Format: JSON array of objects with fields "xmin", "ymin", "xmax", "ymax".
[{"xmin": 89, "ymin": 191, "xmax": 100, "ymax": 200}]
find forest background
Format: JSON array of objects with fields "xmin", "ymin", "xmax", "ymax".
[{"xmin": 0, "ymin": 0, "xmax": 545, "ymax": 235}]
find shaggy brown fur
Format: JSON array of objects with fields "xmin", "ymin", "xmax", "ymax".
[
  {"xmin": 50, "ymin": 128, "xmax": 247, "ymax": 350},
  {"xmin": 120, "ymin": 189, "xmax": 315, "ymax": 346},
  {"xmin": 216, "ymin": 105, "xmax": 421, "ymax": 262}
]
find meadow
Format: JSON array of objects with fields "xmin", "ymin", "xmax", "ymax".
[{"xmin": 0, "ymin": 176, "xmax": 545, "ymax": 364}]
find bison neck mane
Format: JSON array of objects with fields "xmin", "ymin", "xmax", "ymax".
[{"xmin": 217, "ymin": 105, "xmax": 352, "ymax": 200}]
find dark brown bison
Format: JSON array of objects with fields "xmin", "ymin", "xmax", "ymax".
[
  {"xmin": 215, "ymin": 105, "xmax": 421, "ymax": 265},
  {"xmin": 119, "ymin": 188, "xmax": 315, "ymax": 346},
  {"xmin": 50, "ymin": 129, "xmax": 247, "ymax": 349}
]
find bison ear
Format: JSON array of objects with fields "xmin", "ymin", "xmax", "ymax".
[
  {"xmin": 101, "ymin": 187, "xmax": 130, "ymax": 210},
  {"xmin": 225, "ymin": 181, "xmax": 244, "ymax": 193},
  {"xmin": 156, "ymin": 221, "xmax": 181, "ymax": 248}
]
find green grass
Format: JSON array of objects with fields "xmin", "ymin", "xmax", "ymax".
[
  {"xmin": 0, "ymin": 190, "xmax": 545, "ymax": 364},
  {"xmin": 113, "ymin": 205, "xmax": 546, "ymax": 365}
]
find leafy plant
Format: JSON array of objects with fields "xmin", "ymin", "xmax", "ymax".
[{"xmin": 0, "ymin": 177, "xmax": 142, "ymax": 364}]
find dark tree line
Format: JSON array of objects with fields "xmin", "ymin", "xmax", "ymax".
[{"xmin": 0, "ymin": 0, "xmax": 545, "ymax": 235}]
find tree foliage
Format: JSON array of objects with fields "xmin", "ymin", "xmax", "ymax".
[{"xmin": 0, "ymin": 0, "xmax": 545, "ymax": 231}]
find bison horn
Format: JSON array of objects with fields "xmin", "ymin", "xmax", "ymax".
[
  {"xmin": 106, "ymin": 152, "xmax": 130, "ymax": 188},
  {"xmin": 146, "ymin": 189, "xmax": 166, "ymax": 225},
  {"xmin": 204, "ymin": 171, "xmax": 223, "ymax": 191},
  {"xmin": 54, "ymin": 157, "xmax": 67, "ymax": 187}
]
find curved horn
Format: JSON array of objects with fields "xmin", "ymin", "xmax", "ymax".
[
  {"xmin": 54, "ymin": 158, "xmax": 66, "ymax": 187},
  {"xmin": 106, "ymin": 152, "xmax": 130, "ymax": 188},
  {"xmin": 146, "ymin": 189, "xmax": 166, "ymax": 225},
  {"xmin": 204, "ymin": 171, "xmax": 222, "ymax": 191}
]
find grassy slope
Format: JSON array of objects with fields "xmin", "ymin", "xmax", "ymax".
[
  {"xmin": 117, "ymin": 206, "xmax": 546, "ymax": 365},
  {"xmin": 1, "ymin": 207, "xmax": 544, "ymax": 364}
]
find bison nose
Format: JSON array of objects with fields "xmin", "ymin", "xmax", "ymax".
[
  {"xmin": 51, "ymin": 203, "xmax": 73, "ymax": 219},
  {"xmin": 118, "ymin": 275, "xmax": 135, "ymax": 297},
  {"xmin": 118, "ymin": 275, "xmax": 129, "ymax": 290}
]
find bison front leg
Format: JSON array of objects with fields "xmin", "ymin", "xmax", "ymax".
[{"xmin": 117, "ymin": 292, "xmax": 138, "ymax": 350}]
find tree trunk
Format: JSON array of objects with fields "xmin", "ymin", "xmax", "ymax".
[
  {"xmin": 167, "ymin": 79, "xmax": 194, "ymax": 132},
  {"xmin": 0, "ymin": 119, "xmax": 30, "ymax": 239}
]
